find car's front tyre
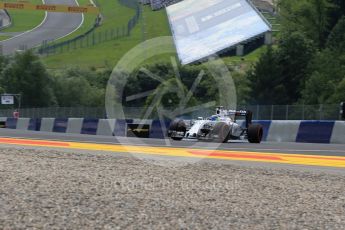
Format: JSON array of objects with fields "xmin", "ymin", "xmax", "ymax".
[
  {"xmin": 167, "ymin": 119, "xmax": 187, "ymax": 141},
  {"xmin": 211, "ymin": 122, "xmax": 231, "ymax": 143}
]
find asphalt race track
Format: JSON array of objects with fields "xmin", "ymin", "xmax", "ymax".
[
  {"xmin": 0, "ymin": 0, "xmax": 83, "ymax": 55},
  {"xmin": 1, "ymin": 128, "xmax": 345, "ymax": 173}
]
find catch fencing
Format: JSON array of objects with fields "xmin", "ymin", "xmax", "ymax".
[
  {"xmin": 240, "ymin": 104, "xmax": 342, "ymax": 121},
  {"xmin": 38, "ymin": 0, "xmax": 140, "ymax": 55},
  {"xmin": 0, "ymin": 104, "xmax": 342, "ymax": 120}
]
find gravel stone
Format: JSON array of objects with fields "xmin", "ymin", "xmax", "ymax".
[{"xmin": 0, "ymin": 147, "xmax": 345, "ymax": 229}]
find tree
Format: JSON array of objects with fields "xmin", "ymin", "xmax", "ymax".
[
  {"xmin": 300, "ymin": 15, "xmax": 345, "ymax": 105},
  {"xmin": 0, "ymin": 54, "xmax": 7, "ymax": 71},
  {"xmin": 53, "ymin": 68, "xmax": 105, "ymax": 107},
  {"xmin": 330, "ymin": 77, "xmax": 345, "ymax": 103},
  {"xmin": 247, "ymin": 46, "xmax": 287, "ymax": 104},
  {"xmin": 328, "ymin": 0, "xmax": 345, "ymax": 30},
  {"xmin": 121, "ymin": 62, "xmax": 244, "ymax": 112},
  {"xmin": 0, "ymin": 55, "xmax": 8, "ymax": 94},
  {"xmin": 301, "ymin": 49, "xmax": 345, "ymax": 104},
  {"xmin": 247, "ymin": 31, "xmax": 316, "ymax": 105},
  {"xmin": 144, "ymin": 77, "xmax": 196, "ymax": 110},
  {"xmin": 231, "ymin": 70, "xmax": 251, "ymax": 105},
  {"xmin": 276, "ymin": 31, "xmax": 316, "ymax": 102},
  {"xmin": 327, "ymin": 16, "xmax": 345, "ymax": 53},
  {"xmin": 279, "ymin": 0, "xmax": 335, "ymax": 48},
  {"xmin": 0, "ymin": 51, "xmax": 56, "ymax": 107}
]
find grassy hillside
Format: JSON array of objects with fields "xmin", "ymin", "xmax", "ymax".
[{"xmin": 43, "ymin": 3, "xmax": 171, "ymax": 69}]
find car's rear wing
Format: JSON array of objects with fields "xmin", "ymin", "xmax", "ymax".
[{"xmin": 228, "ymin": 110, "xmax": 253, "ymax": 128}]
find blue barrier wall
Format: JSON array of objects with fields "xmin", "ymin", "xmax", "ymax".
[
  {"xmin": 81, "ymin": 119, "xmax": 99, "ymax": 135},
  {"xmin": 53, "ymin": 118, "xmax": 68, "ymax": 133},
  {"xmin": 28, "ymin": 118, "xmax": 41, "ymax": 131},
  {"xmin": 150, "ymin": 120, "xmax": 171, "ymax": 139},
  {"xmin": 6, "ymin": 118, "xmax": 17, "ymax": 129},
  {"xmin": 296, "ymin": 121, "xmax": 335, "ymax": 144}
]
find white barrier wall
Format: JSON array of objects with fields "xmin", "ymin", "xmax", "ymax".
[
  {"xmin": 16, "ymin": 118, "xmax": 30, "ymax": 130},
  {"xmin": 40, "ymin": 118, "xmax": 55, "ymax": 132},
  {"xmin": 266, "ymin": 121, "xmax": 301, "ymax": 142},
  {"xmin": 331, "ymin": 121, "xmax": 345, "ymax": 144},
  {"xmin": 66, "ymin": 118, "xmax": 83, "ymax": 134},
  {"xmin": 96, "ymin": 119, "xmax": 116, "ymax": 136}
]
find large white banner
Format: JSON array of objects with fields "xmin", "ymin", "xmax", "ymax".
[
  {"xmin": 166, "ymin": 0, "xmax": 271, "ymax": 64},
  {"xmin": 1, "ymin": 95, "xmax": 14, "ymax": 105}
]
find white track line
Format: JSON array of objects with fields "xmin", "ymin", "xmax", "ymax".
[
  {"xmin": 51, "ymin": 0, "xmax": 84, "ymax": 42},
  {"xmin": 0, "ymin": 0, "xmax": 48, "ymax": 43},
  {"xmin": 89, "ymin": 0, "xmax": 96, "ymax": 7}
]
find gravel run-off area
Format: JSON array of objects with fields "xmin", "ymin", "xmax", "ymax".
[{"xmin": 0, "ymin": 146, "xmax": 345, "ymax": 229}]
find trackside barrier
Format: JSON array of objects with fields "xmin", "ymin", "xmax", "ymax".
[
  {"xmin": 0, "ymin": 118, "xmax": 344, "ymax": 144},
  {"xmin": 296, "ymin": 121, "xmax": 335, "ymax": 144},
  {"xmin": 16, "ymin": 118, "xmax": 30, "ymax": 130},
  {"xmin": 53, "ymin": 118, "xmax": 68, "ymax": 133},
  {"xmin": 40, "ymin": 118, "xmax": 55, "ymax": 132},
  {"xmin": 5, "ymin": 118, "xmax": 17, "ymax": 129},
  {"xmin": 0, "ymin": 117, "xmax": 7, "ymax": 128},
  {"xmin": 28, "ymin": 118, "xmax": 40, "ymax": 131},
  {"xmin": 266, "ymin": 121, "xmax": 301, "ymax": 142},
  {"xmin": 66, "ymin": 118, "xmax": 83, "ymax": 134},
  {"xmin": 96, "ymin": 119, "xmax": 116, "ymax": 136},
  {"xmin": 150, "ymin": 120, "xmax": 171, "ymax": 139},
  {"xmin": 81, "ymin": 118, "xmax": 99, "ymax": 135},
  {"xmin": 331, "ymin": 121, "xmax": 345, "ymax": 144},
  {"xmin": 114, "ymin": 119, "xmax": 133, "ymax": 137}
]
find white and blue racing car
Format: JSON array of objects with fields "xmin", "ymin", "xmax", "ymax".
[{"xmin": 167, "ymin": 107, "xmax": 263, "ymax": 143}]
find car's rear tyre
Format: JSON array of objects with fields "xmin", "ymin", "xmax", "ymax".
[
  {"xmin": 247, "ymin": 124, "xmax": 263, "ymax": 143},
  {"xmin": 168, "ymin": 119, "xmax": 187, "ymax": 141},
  {"xmin": 211, "ymin": 122, "xmax": 230, "ymax": 143}
]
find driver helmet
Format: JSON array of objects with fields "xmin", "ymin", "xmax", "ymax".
[{"xmin": 210, "ymin": 115, "xmax": 219, "ymax": 121}]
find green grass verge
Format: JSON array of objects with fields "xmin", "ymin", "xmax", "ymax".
[
  {"xmin": 92, "ymin": 0, "xmax": 140, "ymax": 31},
  {"xmin": 1, "ymin": 0, "xmax": 45, "ymax": 33},
  {"xmin": 223, "ymin": 46, "xmax": 267, "ymax": 64},
  {"xmin": 0, "ymin": 35, "xmax": 11, "ymax": 41}
]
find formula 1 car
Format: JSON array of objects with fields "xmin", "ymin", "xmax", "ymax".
[{"xmin": 167, "ymin": 107, "xmax": 263, "ymax": 143}]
